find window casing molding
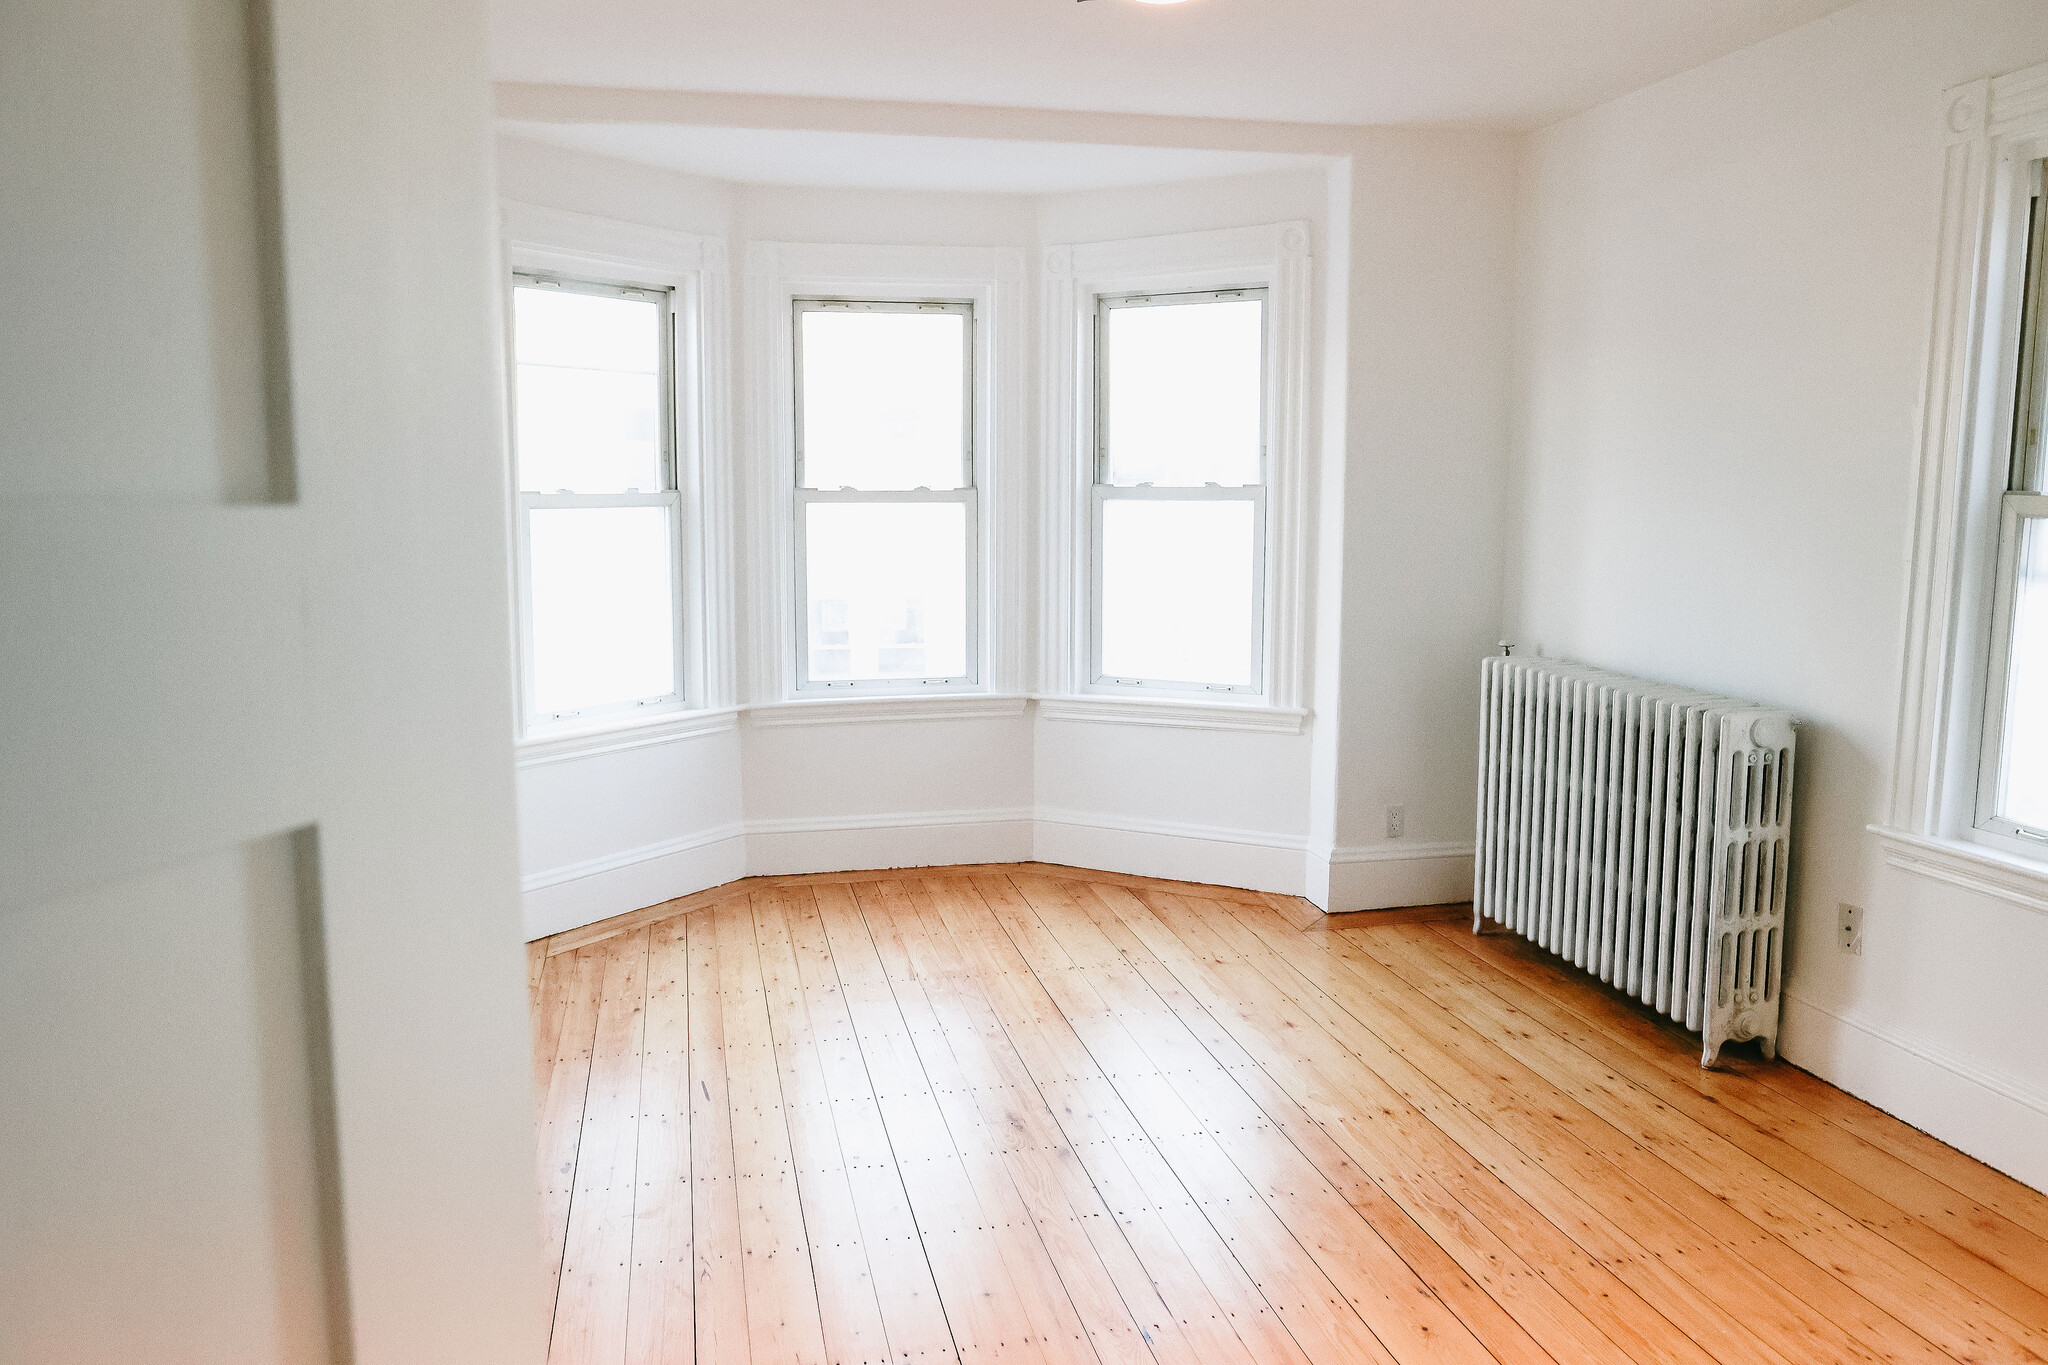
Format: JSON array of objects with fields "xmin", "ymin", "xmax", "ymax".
[
  {"xmin": 1879, "ymin": 63, "xmax": 2048, "ymax": 901},
  {"xmin": 1043, "ymin": 222, "xmax": 1314, "ymax": 726},
  {"xmin": 744, "ymin": 242, "xmax": 1028, "ymax": 707},
  {"xmin": 503, "ymin": 201, "xmax": 735, "ymax": 748}
]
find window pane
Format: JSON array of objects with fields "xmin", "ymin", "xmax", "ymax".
[
  {"xmin": 800, "ymin": 309, "xmax": 966, "ymax": 491},
  {"xmin": 1100, "ymin": 498, "xmax": 1255, "ymax": 686},
  {"xmin": 514, "ymin": 286, "xmax": 665, "ymax": 494},
  {"xmin": 1995, "ymin": 516, "xmax": 2048, "ymax": 831},
  {"xmin": 804, "ymin": 501, "xmax": 967, "ymax": 681},
  {"xmin": 529, "ymin": 506, "xmax": 675, "ymax": 715},
  {"xmin": 1104, "ymin": 297, "xmax": 1263, "ymax": 487}
]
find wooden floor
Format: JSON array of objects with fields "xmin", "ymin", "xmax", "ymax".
[{"xmin": 526, "ymin": 862, "xmax": 2048, "ymax": 1365}]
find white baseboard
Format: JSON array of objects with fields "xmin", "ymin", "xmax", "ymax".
[
  {"xmin": 1314, "ymin": 841, "xmax": 1474, "ymax": 913},
  {"xmin": 520, "ymin": 815, "xmax": 1473, "ymax": 940},
  {"xmin": 1779, "ymin": 991, "xmax": 2048, "ymax": 1193},
  {"xmin": 521, "ymin": 825, "xmax": 747, "ymax": 940},
  {"xmin": 745, "ymin": 808, "xmax": 1034, "ymax": 878},
  {"xmin": 1034, "ymin": 809, "xmax": 1307, "ymax": 896}
]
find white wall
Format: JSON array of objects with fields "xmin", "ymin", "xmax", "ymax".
[{"xmin": 1510, "ymin": 0, "xmax": 2048, "ymax": 1187}]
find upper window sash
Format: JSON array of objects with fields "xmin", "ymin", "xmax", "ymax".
[
  {"xmin": 1095, "ymin": 286, "xmax": 1268, "ymax": 490},
  {"xmin": 793, "ymin": 297, "xmax": 975, "ymax": 493},
  {"xmin": 511, "ymin": 272, "xmax": 677, "ymax": 496}
]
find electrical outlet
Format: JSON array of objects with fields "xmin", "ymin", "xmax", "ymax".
[
  {"xmin": 1838, "ymin": 902, "xmax": 1863, "ymax": 955},
  {"xmin": 1386, "ymin": 804, "xmax": 1406, "ymax": 840}
]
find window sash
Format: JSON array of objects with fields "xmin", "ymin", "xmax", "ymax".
[
  {"xmin": 511, "ymin": 272, "xmax": 678, "ymax": 496},
  {"xmin": 793, "ymin": 297, "xmax": 975, "ymax": 492},
  {"xmin": 1090, "ymin": 287, "xmax": 1270, "ymax": 697},
  {"xmin": 792, "ymin": 487, "xmax": 980, "ymax": 692},
  {"xmin": 508, "ymin": 271, "xmax": 685, "ymax": 732},
  {"xmin": 790, "ymin": 297, "xmax": 980, "ymax": 695},
  {"xmin": 1089, "ymin": 483, "xmax": 1267, "ymax": 695},
  {"xmin": 1094, "ymin": 286, "xmax": 1269, "ymax": 488},
  {"xmin": 1975, "ymin": 491, "xmax": 2048, "ymax": 844},
  {"xmin": 515, "ymin": 490, "xmax": 687, "ymax": 727}
]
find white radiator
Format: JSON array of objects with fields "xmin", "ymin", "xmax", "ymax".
[{"xmin": 1474, "ymin": 655, "xmax": 1796, "ymax": 1066}]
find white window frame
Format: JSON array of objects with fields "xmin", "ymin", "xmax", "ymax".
[
  {"xmin": 791, "ymin": 297, "xmax": 980, "ymax": 694},
  {"xmin": 1975, "ymin": 162, "xmax": 2048, "ymax": 848},
  {"xmin": 1042, "ymin": 224, "xmax": 1313, "ymax": 733},
  {"xmin": 1879, "ymin": 65, "xmax": 2048, "ymax": 911},
  {"xmin": 745, "ymin": 243, "xmax": 1026, "ymax": 712},
  {"xmin": 1090, "ymin": 286, "xmax": 1270, "ymax": 697},
  {"xmin": 503, "ymin": 203, "xmax": 735, "ymax": 749}
]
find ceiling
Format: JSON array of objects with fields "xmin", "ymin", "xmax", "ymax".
[
  {"xmin": 501, "ymin": 122, "xmax": 1331, "ymax": 194},
  {"xmin": 487, "ymin": 0, "xmax": 1860, "ymax": 131}
]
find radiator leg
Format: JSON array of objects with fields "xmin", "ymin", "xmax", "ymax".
[
  {"xmin": 1759, "ymin": 1036, "xmax": 1777, "ymax": 1062},
  {"xmin": 1699, "ymin": 1037, "xmax": 1722, "ymax": 1069}
]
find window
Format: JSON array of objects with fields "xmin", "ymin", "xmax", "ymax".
[
  {"xmin": 1979, "ymin": 162, "xmax": 2048, "ymax": 848},
  {"xmin": 1093, "ymin": 288, "xmax": 1267, "ymax": 693},
  {"xmin": 509, "ymin": 274, "xmax": 684, "ymax": 728},
  {"xmin": 793, "ymin": 299, "xmax": 975, "ymax": 691}
]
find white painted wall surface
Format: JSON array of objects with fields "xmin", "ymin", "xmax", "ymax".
[{"xmin": 1510, "ymin": 0, "xmax": 2048, "ymax": 1187}]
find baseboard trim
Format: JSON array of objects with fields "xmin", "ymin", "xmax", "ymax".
[
  {"xmin": 1034, "ymin": 809, "xmax": 1308, "ymax": 896},
  {"xmin": 522, "ymin": 826, "xmax": 747, "ymax": 940},
  {"xmin": 1312, "ymin": 841, "xmax": 1475, "ymax": 913},
  {"xmin": 1780, "ymin": 990, "xmax": 2048, "ymax": 1193},
  {"xmin": 522, "ymin": 813, "xmax": 1472, "ymax": 939},
  {"xmin": 746, "ymin": 810, "xmax": 1035, "ymax": 878}
]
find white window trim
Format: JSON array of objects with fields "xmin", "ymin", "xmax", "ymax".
[
  {"xmin": 503, "ymin": 201, "xmax": 735, "ymax": 755},
  {"xmin": 1877, "ymin": 63, "xmax": 2048, "ymax": 909},
  {"xmin": 1042, "ymin": 222, "xmax": 1314, "ymax": 732},
  {"xmin": 744, "ymin": 242, "xmax": 1027, "ymax": 709}
]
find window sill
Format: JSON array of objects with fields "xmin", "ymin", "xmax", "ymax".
[
  {"xmin": 1869, "ymin": 825, "xmax": 2048, "ymax": 916},
  {"xmin": 1036, "ymin": 695, "xmax": 1308, "ymax": 735},
  {"xmin": 746, "ymin": 694, "xmax": 1030, "ymax": 728},
  {"xmin": 515, "ymin": 707, "xmax": 741, "ymax": 768}
]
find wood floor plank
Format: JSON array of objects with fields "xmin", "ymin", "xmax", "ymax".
[
  {"xmin": 1411, "ymin": 921, "xmax": 2048, "ymax": 1324},
  {"xmin": 1203, "ymin": 896, "xmax": 1981, "ymax": 1365},
  {"xmin": 1428, "ymin": 920, "xmax": 2048, "ymax": 1309},
  {"xmin": 529, "ymin": 862, "xmax": 2048, "ymax": 1365},
  {"xmin": 550, "ymin": 930, "xmax": 651, "ymax": 1365},
  {"xmin": 992, "ymin": 874, "xmax": 1508, "ymax": 1365},
  {"xmin": 852, "ymin": 880, "xmax": 1117, "ymax": 1365},
  {"xmin": 864, "ymin": 880, "xmax": 1164, "ymax": 1365},
  {"xmin": 537, "ymin": 944, "xmax": 610, "ymax": 1325},
  {"xmin": 752, "ymin": 889, "xmax": 898, "ymax": 1365},
  {"xmin": 1005, "ymin": 874, "xmax": 1586, "ymax": 1365},
  {"xmin": 810, "ymin": 881, "xmax": 1059, "ymax": 1364},
  {"xmin": 715, "ymin": 897, "xmax": 832, "ymax": 1365},
  {"xmin": 924, "ymin": 880, "xmax": 1409, "ymax": 1365},
  {"xmin": 901, "ymin": 877, "xmax": 1283, "ymax": 1365},
  {"xmin": 781, "ymin": 889, "xmax": 960, "ymax": 1365},
  {"xmin": 1294, "ymin": 908, "xmax": 2048, "ymax": 1365},
  {"xmin": 625, "ymin": 918, "xmax": 694, "ymax": 1365},
  {"xmin": 1080, "ymin": 880, "xmax": 1800, "ymax": 1365},
  {"xmin": 687, "ymin": 907, "xmax": 751, "ymax": 1365}
]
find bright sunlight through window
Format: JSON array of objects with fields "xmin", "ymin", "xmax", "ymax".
[
  {"xmin": 1095, "ymin": 290, "xmax": 1266, "ymax": 692},
  {"xmin": 511, "ymin": 276, "xmax": 681, "ymax": 725},
  {"xmin": 795, "ymin": 300, "xmax": 975, "ymax": 688}
]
